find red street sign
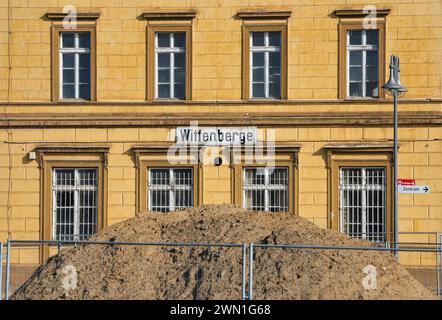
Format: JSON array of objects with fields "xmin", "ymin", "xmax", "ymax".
[{"xmin": 398, "ymin": 179, "xmax": 415, "ymax": 186}]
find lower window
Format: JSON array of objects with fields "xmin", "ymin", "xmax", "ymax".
[
  {"xmin": 52, "ymin": 168, "xmax": 98, "ymax": 241},
  {"xmin": 148, "ymin": 168, "xmax": 194, "ymax": 212},
  {"xmin": 339, "ymin": 167, "xmax": 386, "ymax": 242},
  {"xmin": 243, "ymin": 167, "xmax": 289, "ymax": 212}
]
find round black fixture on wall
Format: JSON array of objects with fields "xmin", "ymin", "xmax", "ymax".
[{"xmin": 214, "ymin": 157, "xmax": 223, "ymax": 166}]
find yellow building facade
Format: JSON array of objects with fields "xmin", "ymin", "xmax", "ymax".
[{"xmin": 0, "ymin": 0, "xmax": 441, "ymax": 277}]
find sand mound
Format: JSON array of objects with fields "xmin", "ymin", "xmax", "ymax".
[{"xmin": 12, "ymin": 204, "xmax": 436, "ymax": 300}]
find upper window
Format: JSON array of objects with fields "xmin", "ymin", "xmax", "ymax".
[
  {"xmin": 51, "ymin": 25, "xmax": 96, "ymax": 102},
  {"xmin": 338, "ymin": 19, "xmax": 386, "ymax": 100},
  {"xmin": 347, "ymin": 30, "xmax": 379, "ymax": 98},
  {"xmin": 147, "ymin": 26, "xmax": 192, "ymax": 101},
  {"xmin": 155, "ymin": 32, "xmax": 186, "ymax": 100},
  {"xmin": 242, "ymin": 25, "xmax": 287, "ymax": 100},
  {"xmin": 250, "ymin": 32, "xmax": 281, "ymax": 99},
  {"xmin": 60, "ymin": 32, "xmax": 92, "ymax": 100}
]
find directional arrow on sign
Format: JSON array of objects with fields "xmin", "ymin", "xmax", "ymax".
[{"xmin": 398, "ymin": 185, "xmax": 431, "ymax": 194}]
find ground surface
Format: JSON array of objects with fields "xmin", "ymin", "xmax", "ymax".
[{"xmin": 12, "ymin": 204, "xmax": 437, "ymax": 300}]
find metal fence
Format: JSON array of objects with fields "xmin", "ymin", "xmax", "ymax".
[
  {"xmin": 1, "ymin": 239, "xmax": 247, "ymax": 300},
  {"xmin": 1, "ymin": 235, "xmax": 441, "ymax": 300},
  {"xmin": 249, "ymin": 241, "xmax": 442, "ymax": 300}
]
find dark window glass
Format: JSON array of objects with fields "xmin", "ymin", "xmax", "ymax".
[{"xmin": 252, "ymin": 32, "xmax": 265, "ymax": 46}]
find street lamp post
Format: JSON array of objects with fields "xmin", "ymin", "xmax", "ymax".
[{"xmin": 382, "ymin": 55, "xmax": 407, "ymax": 259}]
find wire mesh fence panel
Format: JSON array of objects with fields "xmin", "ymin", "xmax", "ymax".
[
  {"xmin": 5, "ymin": 242, "xmax": 244, "ymax": 300},
  {"xmin": 251, "ymin": 245, "xmax": 442, "ymax": 300}
]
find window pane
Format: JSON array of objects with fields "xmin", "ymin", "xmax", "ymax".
[
  {"xmin": 63, "ymin": 85, "xmax": 75, "ymax": 99},
  {"xmin": 366, "ymin": 81, "xmax": 379, "ymax": 97},
  {"xmin": 268, "ymin": 32, "xmax": 281, "ymax": 47},
  {"xmin": 63, "ymin": 54, "xmax": 75, "ymax": 68},
  {"xmin": 174, "ymin": 83, "xmax": 185, "ymax": 100},
  {"xmin": 174, "ymin": 168, "xmax": 192, "ymax": 185},
  {"xmin": 349, "ymin": 30, "xmax": 362, "ymax": 45},
  {"xmin": 63, "ymin": 69, "xmax": 75, "ymax": 84},
  {"xmin": 252, "ymin": 52, "xmax": 264, "ymax": 67},
  {"xmin": 157, "ymin": 33, "xmax": 170, "ymax": 47},
  {"xmin": 62, "ymin": 33, "xmax": 75, "ymax": 48},
  {"xmin": 349, "ymin": 82, "xmax": 362, "ymax": 97},
  {"xmin": 366, "ymin": 30, "xmax": 379, "ymax": 45},
  {"xmin": 158, "ymin": 84, "xmax": 170, "ymax": 98},
  {"xmin": 366, "ymin": 51, "xmax": 378, "ymax": 66},
  {"xmin": 253, "ymin": 68, "xmax": 264, "ymax": 83},
  {"xmin": 150, "ymin": 191, "xmax": 170, "ymax": 212},
  {"xmin": 158, "ymin": 53, "xmax": 170, "ymax": 68},
  {"xmin": 174, "ymin": 53, "xmax": 185, "ymax": 68},
  {"xmin": 252, "ymin": 32, "xmax": 265, "ymax": 46},
  {"xmin": 78, "ymin": 33, "xmax": 91, "ymax": 49},
  {"xmin": 350, "ymin": 67, "xmax": 362, "ymax": 82},
  {"xmin": 79, "ymin": 84, "xmax": 91, "ymax": 100},
  {"xmin": 269, "ymin": 52, "xmax": 280, "ymax": 67},
  {"xmin": 174, "ymin": 69, "xmax": 185, "ymax": 84},
  {"xmin": 78, "ymin": 169, "xmax": 97, "ymax": 186},
  {"xmin": 79, "ymin": 69, "xmax": 90, "ymax": 84},
  {"xmin": 158, "ymin": 70, "xmax": 170, "ymax": 83},
  {"xmin": 56, "ymin": 169, "xmax": 75, "ymax": 186},
  {"xmin": 366, "ymin": 66, "xmax": 378, "ymax": 81},
  {"xmin": 252, "ymin": 83, "xmax": 265, "ymax": 98},
  {"xmin": 173, "ymin": 32, "xmax": 185, "ymax": 48},
  {"xmin": 269, "ymin": 83, "xmax": 281, "ymax": 99},
  {"xmin": 269, "ymin": 67, "xmax": 281, "ymax": 83},
  {"xmin": 79, "ymin": 54, "xmax": 90, "ymax": 68},
  {"xmin": 349, "ymin": 51, "xmax": 362, "ymax": 66},
  {"xmin": 150, "ymin": 169, "xmax": 170, "ymax": 185}
]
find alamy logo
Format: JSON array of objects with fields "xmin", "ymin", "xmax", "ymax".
[
  {"xmin": 362, "ymin": 265, "xmax": 377, "ymax": 290},
  {"xmin": 60, "ymin": 264, "xmax": 78, "ymax": 295},
  {"xmin": 63, "ymin": 5, "xmax": 77, "ymax": 30},
  {"xmin": 362, "ymin": 5, "xmax": 378, "ymax": 29}
]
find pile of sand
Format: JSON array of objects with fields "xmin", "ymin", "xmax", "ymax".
[{"xmin": 12, "ymin": 204, "xmax": 436, "ymax": 300}]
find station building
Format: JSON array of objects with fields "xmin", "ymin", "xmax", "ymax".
[{"xmin": 0, "ymin": 0, "xmax": 441, "ymax": 286}]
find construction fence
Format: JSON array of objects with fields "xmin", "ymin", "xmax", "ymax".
[{"xmin": 1, "ymin": 233, "xmax": 441, "ymax": 300}]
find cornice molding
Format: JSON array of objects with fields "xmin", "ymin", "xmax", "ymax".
[
  {"xmin": 332, "ymin": 8, "xmax": 391, "ymax": 18},
  {"xmin": 141, "ymin": 10, "xmax": 197, "ymax": 20},
  {"xmin": 1, "ymin": 112, "xmax": 440, "ymax": 128},
  {"xmin": 236, "ymin": 10, "xmax": 292, "ymax": 20},
  {"xmin": 45, "ymin": 11, "xmax": 101, "ymax": 20}
]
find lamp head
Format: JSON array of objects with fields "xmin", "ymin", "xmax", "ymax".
[{"xmin": 383, "ymin": 55, "xmax": 407, "ymax": 95}]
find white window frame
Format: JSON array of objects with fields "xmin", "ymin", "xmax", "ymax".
[
  {"xmin": 242, "ymin": 167, "xmax": 288, "ymax": 212},
  {"xmin": 155, "ymin": 32, "xmax": 186, "ymax": 100},
  {"xmin": 346, "ymin": 29, "xmax": 379, "ymax": 98},
  {"xmin": 52, "ymin": 168, "xmax": 98, "ymax": 241},
  {"xmin": 59, "ymin": 32, "xmax": 91, "ymax": 100},
  {"xmin": 249, "ymin": 31, "xmax": 281, "ymax": 99},
  {"xmin": 339, "ymin": 167, "xmax": 386, "ymax": 242},
  {"xmin": 148, "ymin": 167, "xmax": 194, "ymax": 212}
]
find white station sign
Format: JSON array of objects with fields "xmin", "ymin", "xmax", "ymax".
[
  {"xmin": 398, "ymin": 185, "xmax": 431, "ymax": 194},
  {"xmin": 176, "ymin": 127, "xmax": 257, "ymax": 146}
]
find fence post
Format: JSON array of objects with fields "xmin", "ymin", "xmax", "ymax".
[
  {"xmin": 249, "ymin": 243, "xmax": 254, "ymax": 300},
  {"xmin": 5, "ymin": 238, "xmax": 11, "ymax": 300},
  {"xmin": 439, "ymin": 233, "xmax": 442, "ymax": 296},
  {"xmin": 241, "ymin": 243, "xmax": 247, "ymax": 300},
  {"xmin": 57, "ymin": 241, "xmax": 61, "ymax": 258},
  {"xmin": 0, "ymin": 242, "xmax": 3, "ymax": 300}
]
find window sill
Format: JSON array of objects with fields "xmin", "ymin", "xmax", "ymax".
[{"xmin": 58, "ymin": 99, "xmax": 93, "ymax": 103}]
